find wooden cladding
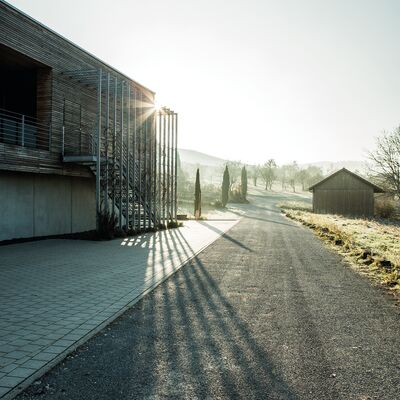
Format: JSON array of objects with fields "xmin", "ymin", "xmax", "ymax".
[
  {"xmin": 0, "ymin": 2, "xmax": 154, "ymax": 178},
  {"xmin": 313, "ymin": 188, "xmax": 374, "ymax": 217},
  {"xmin": 311, "ymin": 169, "xmax": 382, "ymax": 218}
]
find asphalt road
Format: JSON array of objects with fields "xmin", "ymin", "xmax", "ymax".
[{"xmin": 18, "ymin": 189, "xmax": 400, "ymax": 399}]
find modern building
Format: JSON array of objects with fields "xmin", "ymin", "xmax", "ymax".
[
  {"xmin": 0, "ymin": 0, "xmax": 177, "ymax": 241},
  {"xmin": 309, "ymin": 168, "xmax": 384, "ymax": 217}
]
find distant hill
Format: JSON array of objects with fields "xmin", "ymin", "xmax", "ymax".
[
  {"xmin": 178, "ymin": 148, "xmax": 367, "ymax": 176},
  {"xmin": 179, "ymin": 149, "xmax": 227, "ymax": 167}
]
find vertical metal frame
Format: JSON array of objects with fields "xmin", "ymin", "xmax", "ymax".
[
  {"xmin": 112, "ymin": 76, "xmax": 117, "ymax": 219},
  {"xmin": 95, "ymin": 69, "xmax": 102, "ymax": 229},
  {"xmin": 157, "ymin": 111, "xmax": 162, "ymax": 227},
  {"xmin": 152, "ymin": 112, "xmax": 157, "ymax": 227},
  {"xmin": 166, "ymin": 110, "xmax": 171, "ymax": 222},
  {"xmin": 104, "ymin": 73, "xmax": 110, "ymax": 213},
  {"xmin": 162, "ymin": 109, "xmax": 167, "ymax": 226},
  {"xmin": 143, "ymin": 97, "xmax": 148, "ymax": 230},
  {"xmin": 170, "ymin": 111, "xmax": 175, "ymax": 220},
  {"xmin": 126, "ymin": 84, "xmax": 131, "ymax": 230},
  {"xmin": 132, "ymin": 86, "xmax": 137, "ymax": 230},
  {"xmin": 174, "ymin": 113, "xmax": 178, "ymax": 221},
  {"xmin": 119, "ymin": 81, "xmax": 124, "ymax": 229},
  {"xmin": 137, "ymin": 92, "xmax": 142, "ymax": 229},
  {"xmin": 148, "ymin": 106, "xmax": 153, "ymax": 229}
]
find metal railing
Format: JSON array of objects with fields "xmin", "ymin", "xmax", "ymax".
[
  {"xmin": 0, "ymin": 108, "xmax": 51, "ymax": 151},
  {"xmin": 62, "ymin": 125, "xmax": 96, "ymax": 157}
]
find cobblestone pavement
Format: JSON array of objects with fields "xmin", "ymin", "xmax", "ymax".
[{"xmin": 0, "ymin": 219, "xmax": 238, "ymax": 399}]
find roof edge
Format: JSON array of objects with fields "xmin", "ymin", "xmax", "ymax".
[
  {"xmin": 308, "ymin": 167, "xmax": 385, "ymax": 193},
  {"xmin": 1, "ymin": 0, "xmax": 156, "ymax": 95}
]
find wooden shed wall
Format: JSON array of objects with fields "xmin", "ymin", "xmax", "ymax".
[
  {"xmin": 0, "ymin": 2, "xmax": 154, "ymax": 178},
  {"xmin": 312, "ymin": 170, "xmax": 375, "ymax": 217}
]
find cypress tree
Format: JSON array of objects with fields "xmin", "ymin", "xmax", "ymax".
[
  {"xmin": 221, "ymin": 165, "xmax": 230, "ymax": 207},
  {"xmin": 194, "ymin": 168, "xmax": 201, "ymax": 219},
  {"xmin": 241, "ymin": 166, "xmax": 248, "ymax": 200}
]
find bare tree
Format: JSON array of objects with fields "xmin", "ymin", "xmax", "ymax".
[
  {"xmin": 305, "ymin": 165, "xmax": 324, "ymax": 188},
  {"xmin": 286, "ymin": 161, "xmax": 299, "ymax": 192},
  {"xmin": 276, "ymin": 165, "xmax": 288, "ymax": 190},
  {"xmin": 260, "ymin": 159, "xmax": 277, "ymax": 190},
  {"xmin": 296, "ymin": 169, "xmax": 308, "ymax": 191},
  {"xmin": 369, "ymin": 127, "xmax": 400, "ymax": 197},
  {"xmin": 226, "ymin": 160, "xmax": 242, "ymax": 190},
  {"xmin": 250, "ymin": 165, "xmax": 261, "ymax": 186},
  {"xmin": 296, "ymin": 166, "xmax": 324, "ymax": 191}
]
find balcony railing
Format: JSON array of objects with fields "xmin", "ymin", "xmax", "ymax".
[{"xmin": 0, "ymin": 108, "xmax": 51, "ymax": 151}]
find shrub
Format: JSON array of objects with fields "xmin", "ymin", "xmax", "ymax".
[
  {"xmin": 229, "ymin": 189, "xmax": 246, "ymax": 203},
  {"xmin": 126, "ymin": 228, "xmax": 139, "ymax": 236},
  {"xmin": 114, "ymin": 227, "xmax": 127, "ymax": 238},
  {"xmin": 213, "ymin": 199, "xmax": 224, "ymax": 208},
  {"xmin": 375, "ymin": 198, "xmax": 396, "ymax": 219},
  {"xmin": 97, "ymin": 211, "xmax": 118, "ymax": 240},
  {"xmin": 279, "ymin": 201, "xmax": 312, "ymax": 212},
  {"xmin": 167, "ymin": 220, "xmax": 183, "ymax": 229}
]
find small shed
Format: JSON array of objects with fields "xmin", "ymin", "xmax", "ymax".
[{"xmin": 309, "ymin": 168, "xmax": 384, "ymax": 217}]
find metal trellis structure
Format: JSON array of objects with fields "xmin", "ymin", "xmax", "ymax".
[{"xmin": 61, "ymin": 68, "xmax": 178, "ymax": 232}]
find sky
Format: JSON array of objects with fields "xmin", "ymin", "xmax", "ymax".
[{"xmin": 8, "ymin": 0, "xmax": 400, "ymax": 164}]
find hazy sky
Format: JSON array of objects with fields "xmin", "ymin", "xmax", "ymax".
[{"xmin": 8, "ymin": 0, "xmax": 400, "ymax": 164}]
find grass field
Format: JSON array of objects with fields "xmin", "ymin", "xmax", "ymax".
[{"xmin": 280, "ymin": 201, "xmax": 400, "ymax": 296}]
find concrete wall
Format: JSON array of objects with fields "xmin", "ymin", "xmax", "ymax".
[{"xmin": 0, "ymin": 171, "xmax": 96, "ymax": 241}]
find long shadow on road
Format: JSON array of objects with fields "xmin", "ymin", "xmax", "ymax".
[
  {"xmin": 198, "ymin": 221, "xmax": 254, "ymax": 252},
  {"xmin": 18, "ymin": 218, "xmax": 298, "ymax": 400}
]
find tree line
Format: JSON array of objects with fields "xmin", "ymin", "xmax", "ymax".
[{"xmin": 246, "ymin": 161, "xmax": 323, "ymax": 193}]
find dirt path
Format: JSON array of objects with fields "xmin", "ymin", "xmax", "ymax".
[{"xmin": 18, "ymin": 189, "xmax": 400, "ymax": 399}]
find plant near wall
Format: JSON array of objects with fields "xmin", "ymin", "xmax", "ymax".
[
  {"xmin": 194, "ymin": 168, "xmax": 202, "ymax": 219},
  {"xmin": 222, "ymin": 165, "xmax": 230, "ymax": 207},
  {"xmin": 97, "ymin": 211, "xmax": 118, "ymax": 240}
]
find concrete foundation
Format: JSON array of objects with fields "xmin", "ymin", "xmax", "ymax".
[{"xmin": 0, "ymin": 171, "xmax": 96, "ymax": 241}]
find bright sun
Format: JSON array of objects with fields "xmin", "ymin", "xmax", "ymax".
[{"xmin": 154, "ymin": 101, "xmax": 162, "ymax": 111}]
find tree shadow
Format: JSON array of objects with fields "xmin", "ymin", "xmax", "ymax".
[
  {"xmin": 197, "ymin": 221, "xmax": 254, "ymax": 252},
  {"xmin": 154, "ymin": 228, "xmax": 300, "ymax": 399},
  {"xmin": 15, "ymin": 213, "xmax": 305, "ymax": 399},
  {"xmin": 227, "ymin": 208, "xmax": 299, "ymax": 227}
]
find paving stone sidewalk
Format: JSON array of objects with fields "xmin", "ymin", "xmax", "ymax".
[{"xmin": 0, "ymin": 219, "xmax": 238, "ymax": 399}]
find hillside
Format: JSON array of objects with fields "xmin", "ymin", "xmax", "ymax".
[
  {"xmin": 179, "ymin": 149, "xmax": 366, "ymax": 173},
  {"xmin": 179, "ymin": 149, "xmax": 227, "ymax": 167},
  {"xmin": 178, "ymin": 148, "xmax": 368, "ymax": 186}
]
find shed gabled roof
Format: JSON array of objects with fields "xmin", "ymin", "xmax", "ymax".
[{"xmin": 308, "ymin": 168, "xmax": 385, "ymax": 193}]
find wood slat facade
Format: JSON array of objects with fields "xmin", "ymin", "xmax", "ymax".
[{"xmin": 0, "ymin": 0, "xmax": 154, "ymax": 178}]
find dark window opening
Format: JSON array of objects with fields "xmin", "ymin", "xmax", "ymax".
[{"xmin": 0, "ymin": 44, "xmax": 51, "ymax": 150}]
